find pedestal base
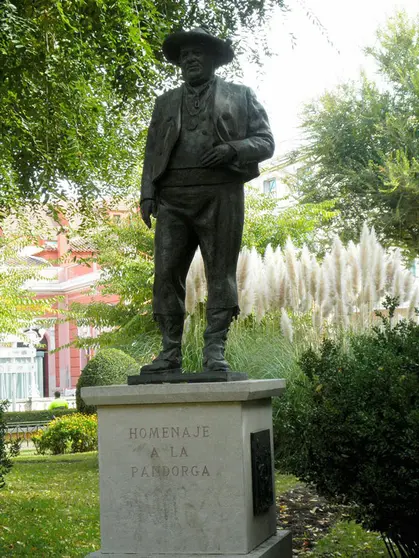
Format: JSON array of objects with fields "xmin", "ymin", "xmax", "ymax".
[
  {"xmin": 128, "ymin": 370, "xmax": 248, "ymax": 384},
  {"xmin": 87, "ymin": 530, "xmax": 292, "ymax": 557},
  {"xmin": 82, "ymin": 381, "xmax": 290, "ymax": 557}
]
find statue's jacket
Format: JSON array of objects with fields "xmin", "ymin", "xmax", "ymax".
[{"xmin": 141, "ymin": 77, "xmax": 275, "ymax": 202}]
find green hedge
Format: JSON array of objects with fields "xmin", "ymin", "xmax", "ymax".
[
  {"xmin": 76, "ymin": 349, "xmax": 138, "ymax": 414},
  {"xmin": 276, "ymin": 298, "xmax": 419, "ymax": 557},
  {"xmin": 4, "ymin": 408, "xmax": 77, "ymax": 424}
]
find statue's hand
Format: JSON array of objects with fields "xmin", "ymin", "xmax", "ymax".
[
  {"xmin": 140, "ymin": 199, "xmax": 156, "ymax": 229},
  {"xmin": 201, "ymin": 144, "xmax": 236, "ymax": 167}
]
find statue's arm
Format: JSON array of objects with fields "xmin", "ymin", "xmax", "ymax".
[
  {"xmin": 227, "ymin": 88, "xmax": 275, "ymax": 164},
  {"xmin": 140, "ymin": 100, "xmax": 160, "ymax": 204}
]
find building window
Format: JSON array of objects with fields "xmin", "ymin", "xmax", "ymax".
[{"xmin": 263, "ymin": 178, "xmax": 277, "ymax": 196}]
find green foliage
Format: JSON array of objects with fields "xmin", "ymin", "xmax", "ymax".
[
  {"xmin": 290, "ymin": 12, "xmax": 419, "ymax": 258},
  {"xmin": 242, "ymin": 187, "xmax": 337, "ymax": 254},
  {"xmin": 4, "ymin": 408, "xmax": 76, "ymax": 424},
  {"xmin": 32, "ymin": 413, "xmax": 98, "ymax": 455},
  {"xmin": 5, "ymin": 437, "xmax": 23, "ymax": 458},
  {"xmin": 0, "ymin": 234, "xmax": 57, "ymax": 337},
  {"xmin": 276, "ymin": 299, "xmax": 419, "ymax": 556},
  {"xmin": 76, "ymin": 349, "xmax": 138, "ymax": 413},
  {"xmin": 1, "ymin": 0, "xmax": 148, "ymax": 215},
  {"xmin": 0, "ymin": 400, "xmax": 12, "ymax": 489},
  {"xmin": 0, "ymin": 0, "xmax": 286, "ymax": 220},
  {"xmin": 67, "ymin": 213, "xmax": 156, "ymax": 351}
]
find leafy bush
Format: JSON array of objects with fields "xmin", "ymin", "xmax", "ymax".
[
  {"xmin": 6, "ymin": 436, "xmax": 23, "ymax": 457},
  {"xmin": 0, "ymin": 400, "xmax": 12, "ymax": 488},
  {"xmin": 32, "ymin": 414, "xmax": 98, "ymax": 455},
  {"xmin": 76, "ymin": 349, "xmax": 138, "ymax": 414},
  {"xmin": 4, "ymin": 408, "xmax": 76, "ymax": 424},
  {"xmin": 276, "ymin": 299, "xmax": 419, "ymax": 557}
]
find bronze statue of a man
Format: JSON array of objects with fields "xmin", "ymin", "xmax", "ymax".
[{"xmin": 139, "ymin": 27, "xmax": 274, "ymax": 380}]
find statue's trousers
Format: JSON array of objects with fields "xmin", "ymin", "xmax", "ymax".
[{"xmin": 152, "ymin": 182, "xmax": 244, "ymax": 317}]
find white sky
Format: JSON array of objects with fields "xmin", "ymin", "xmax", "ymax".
[{"xmin": 242, "ymin": 0, "xmax": 419, "ymax": 156}]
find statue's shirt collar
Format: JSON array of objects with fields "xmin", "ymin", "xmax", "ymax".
[
  {"xmin": 183, "ymin": 78, "xmax": 215, "ymax": 114},
  {"xmin": 184, "ymin": 78, "xmax": 215, "ymax": 98}
]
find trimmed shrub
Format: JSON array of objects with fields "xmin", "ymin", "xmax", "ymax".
[
  {"xmin": 32, "ymin": 413, "xmax": 98, "ymax": 455},
  {"xmin": 76, "ymin": 349, "xmax": 138, "ymax": 414},
  {"xmin": 0, "ymin": 400, "xmax": 12, "ymax": 488},
  {"xmin": 4, "ymin": 408, "xmax": 76, "ymax": 424},
  {"xmin": 276, "ymin": 299, "xmax": 419, "ymax": 556}
]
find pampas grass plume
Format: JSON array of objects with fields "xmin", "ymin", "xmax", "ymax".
[
  {"xmin": 284, "ymin": 238, "xmax": 299, "ymax": 308},
  {"xmin": 310, "ymin": 255, "xmax": 320, "ymax": 299},
  {"xmin": 237, "ymin": 248, "xmax": 251, "ymax": 295},
  {"xmin": 391, "ymin": 269, "xmax": 405, "ymax": 302},
  {"xmin": 323, "ymin": 253, "xmax": 335, "ymax": 304},
  {"xmin": 191, "ymin": 249, "xmax": 206, "ymax": 303},
  {"xmin": 331, "ymin": 235, "xmax": 346, "ymax": 298},
  {"xmin": 183, "ymin": 314, "xmax": 191, "ymax": 336},
  {"xmin": 264, "ymin": 244, "xmax": 280, "ymax": 311},
  {"xmin": 347, "ymin": 241, "xmax": 361, "ymax": 297},
  {"xmin": 185, "ymin": 273, "xmax": 196, "ymax": 314},
  {"xmin": 280, "ymin": 308, "xmax": 293, "ymax": 343},
  {"xmin": 408, "ymin": 285, "xmax": 419, "ymax": 319},
  {"xmin": 359, "ymin": 223, "xmax": 371, "ymax": 284},
  {"xmin": 386, "ymin": 248, "xmax": 401, "ymax": 287},
  {"xmin": 402, "ymin": 271, "xmax": 415, "ymax": 304},
  {"xmin": 182, "ymin": 225, "xmax": 415, "ymax": 340},
  {"xmin": 373, "ymin": 245, "xmax": 386, "ymax": 296},
  {"xmin": 316, "ymin": 266, "xmax": 330, "ymax": 309}
]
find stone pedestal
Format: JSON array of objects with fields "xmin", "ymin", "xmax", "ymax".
[{"xmin": 82, "ymin": 380, "xmax": 291, "ymax": 557}]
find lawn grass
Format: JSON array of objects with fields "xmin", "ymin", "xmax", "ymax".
[
  {"xmin": 312, "ymin": 520, "xmax": 389, "ymax": 556},
  {"xmin": 1, "ymin": 456, "xmax": 390, "ymax": 557},
  {"xmin": 0, "ymin": 452, "xmax": 100, "ymax": 557},
  {"xmin": 275, "ymin": 472, "xmax": 300, "ymax": 494}
]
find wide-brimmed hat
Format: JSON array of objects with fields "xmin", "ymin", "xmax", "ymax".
[{"xmin": 162, "ymin": 26, "xmax": 234, "ymax": 68}]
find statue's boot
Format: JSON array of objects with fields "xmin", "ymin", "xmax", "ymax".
[
  {"xmin": 141, "ymin": 314, "xmax": 184, "ymax": 373},
  {"xmin": 202, "ymin": 308, "xmax": 234, "ymax": 373}
]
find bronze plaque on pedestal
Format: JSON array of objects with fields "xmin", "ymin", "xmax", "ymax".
[{"xmin": 251, "ymin": 429, "xmax": 274, "ymax": 516}]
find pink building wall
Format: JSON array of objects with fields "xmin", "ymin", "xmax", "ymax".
[{"xmin": 35, "ymin": 232, "xmax": 121, "ymax": 393}]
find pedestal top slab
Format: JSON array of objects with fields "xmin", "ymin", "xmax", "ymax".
[{"xmin": 81, "ymin": 379, "xmax": 285, "ymax": 406}]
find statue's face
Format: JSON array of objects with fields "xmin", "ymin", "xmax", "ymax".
[{"xmin": 179, "ymin": 44, "xmax": 215, "ymax": 85}]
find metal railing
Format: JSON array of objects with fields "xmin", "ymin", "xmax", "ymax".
[{"xmin": 6, "ymin": 420, "xmax": 50, "ymax": 447}]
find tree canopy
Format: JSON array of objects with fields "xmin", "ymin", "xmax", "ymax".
[
  {"xmin": 0, "ymin": 0, "xmax": 286, "ymax": 220},
  {"xmin": 287, "ymin": 12, "xmax": 419, "ymax": 259},
  {"xmin": 243, "ymin": 187, "xmax": 336, "ymax": 254}
]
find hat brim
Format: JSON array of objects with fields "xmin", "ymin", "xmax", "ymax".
[{"xmin": 162, "ymin": 31, "xmax": 234, "ymax": 68}]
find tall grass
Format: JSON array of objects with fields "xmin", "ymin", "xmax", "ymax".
[
  {"xmin": 124, "ymin": 224, "xmax": 418, "ymax": 378},
  {"xmin": 184, "ymin": 224, "xmax": 418, "ymax": 346},
  {"xmin": 182, "ymin": 310, "xmax": 300, "ymax": 378},
  {"xmin": 119, "ymin": 333, "xmax": 161, "ymax": 367}
]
